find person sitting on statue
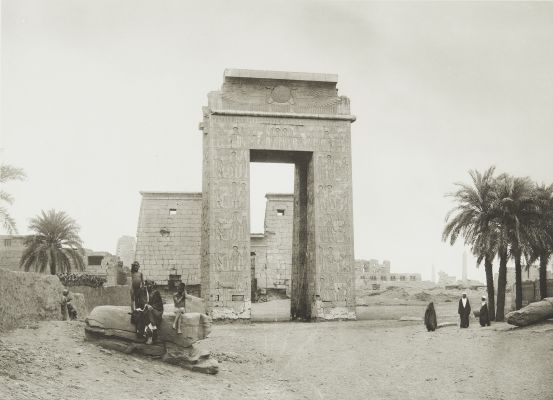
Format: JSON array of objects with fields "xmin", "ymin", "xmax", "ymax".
[
  {"xmin": 479, "ymin": 295, "xmax": 491, "ymax": 327},
  {"xmin": 172, "ymin": 282, "xmax": 193, "ymax": 334},
  {"xmin": 143, "ymin": 280, "xmax": 164, "ymax": 345}
]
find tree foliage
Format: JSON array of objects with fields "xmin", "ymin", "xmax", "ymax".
[
  {"xmin": 0, "ymin": 164, "xmax": 26, "ymax": 234},
  {"xmin": 20, "ymin": 209, "xmax": 85, "ymax": 274},
  {"xmin": 444, "ymin": 167, "xmax": 553, "ymax": 316}
]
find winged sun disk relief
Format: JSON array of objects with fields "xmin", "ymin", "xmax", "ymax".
[{"xmin": 221, "ymin": 85, "xmax": 342, "ymax": 108}]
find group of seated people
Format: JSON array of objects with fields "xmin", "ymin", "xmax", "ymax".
[{"xmin": 129, "ymin": 261, "xmax": 192, "ymax": 344}]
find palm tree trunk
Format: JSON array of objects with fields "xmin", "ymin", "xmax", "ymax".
[
  {"xmin": 496, "ymin": 252, "xmax": 508, "ymax": 321},
  {"xmin": 514, "ymin": 252, "xmax": 523, "ymax": 310},
  {"xmin": 484, "ymin": 255, "xmax": 496, "ymax": 321},
  {"xmin": 539, "ymin": 253, "xmax": 549, "ymax": 299}
]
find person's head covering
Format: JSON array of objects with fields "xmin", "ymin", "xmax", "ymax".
[
  {"xmin": 131, "ymin": 261, "xmax": 140, "ymax": 272},
  {"xmin": 481, "ymin": 295, "xmax": 487, "ymax": 300},
  {"xmin": 145, "ymin": 279, "xmax": 155, "ymax": 289},
  {"xmin": 63, "ymin": 289, "xmax": 69, "ymax": 296}
]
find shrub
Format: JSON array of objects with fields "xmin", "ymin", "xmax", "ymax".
[{"xmin": 57, "ymin": 273, "xmax": 106, "ymax": 288}]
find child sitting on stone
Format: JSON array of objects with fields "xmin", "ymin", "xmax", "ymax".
[
  {"xmin": 61, "ymin": 289, "xmax": 77, "ymax": 320},
  {"xmin": 172, "ymin": 282, "xmax": 192, "ymax": 334}
]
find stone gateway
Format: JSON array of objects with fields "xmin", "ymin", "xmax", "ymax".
[{"xmin": 200, "ymin": 69, "xmax": 356, "ymax": 321}]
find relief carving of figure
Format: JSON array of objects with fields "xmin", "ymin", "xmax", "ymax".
[
  {"xmin": 230, "ymin": 212, "xmax": 246, "ymax": 240},
  {"xmin": 230, "ymin": 245, "xmax": 243, "ymax": 271}
]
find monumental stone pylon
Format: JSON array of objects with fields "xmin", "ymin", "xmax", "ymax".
[{"xmin": 199, "ymin": 69, "xmax": 356, "ymax": 320}]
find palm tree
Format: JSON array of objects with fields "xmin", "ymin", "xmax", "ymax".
[
  {"xmin": 494, "ymin": 232, "xmax": 510, "ymax": 321},
  {"xmin": 494, "ymin": 174, "xmax": 536, "ymax": 310},
  {"xmin": 443, "ymin": 167, "xmax": 497, "ymax": 321},
  {"xmin": 20, "ymin": 209, "xmax": 85, "ymax": 274},
  {"xmin": 528, "ymin": 183, "xmax": 553, "ymax": 299},
  {"xmin": 0, "ymin": 164, "xmax": 26, "ymax": 234}
]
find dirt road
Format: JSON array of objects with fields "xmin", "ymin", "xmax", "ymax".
[{"xmin": 1, "ymin": 318, "xmax": 552, "ymax": 400}]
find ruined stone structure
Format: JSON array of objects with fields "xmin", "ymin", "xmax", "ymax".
[
  {"xmin": 134, "ymin": 192, "xmax": 294, "ymax": 296},
  {"xmin": 134, "ymin": 192, "xmax": 202, "ymax": 288},
  {"xmin": 355, "ymin": 259, "xmax": 421, "ymax": 291},
  {"xmin": 199, "ymin": 69, "xmax": 356, "ymax": 320},
  {"xmin": 252, "ymin": 194, "xmax": 293, "ymax": 293}
]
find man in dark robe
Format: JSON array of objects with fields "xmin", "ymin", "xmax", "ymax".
[
  {"xmin": 131, "ymin": 285, "xmax": 150, "ymax": 337},
  {"xmin": 479, "ymin": 295, "xmax": 491, "ymax": 327},
  {"xmin": 424, "ymin": 302, "xmax": 437, "ymax": 331},
  {"xmin": 458, "ymin": 292, "xmax": 471, "ymax": 328},
  {"xmin": 143, "ymin": 280, "xmax": 164, "ymax": 344}
]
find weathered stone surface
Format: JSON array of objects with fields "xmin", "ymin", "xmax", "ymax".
[
  {"xmin": 85, "ymin": 305, "xmax": 218, "ymax": 374},
  {"xmin": 92, "ymin": 338, "xmax": 218, "ymax": 374},
  {"xmin": 506, "ymin": 298, "xmax": 553, "ymax": 327},
  {"xmin": 85, "ymin": 305, "xmax": 212, "ymax": 347},
  {"xmin": 134, "ymin": 192, "xmax": 203, "ymax": 287},
  {"xmin": 200, "ymin": 69, "xmax": 357, "ymax": 321}
]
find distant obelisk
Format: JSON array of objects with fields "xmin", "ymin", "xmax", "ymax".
[{"xmin": 462, "ymin": 251, "xmax": 468, "ymax": 285}]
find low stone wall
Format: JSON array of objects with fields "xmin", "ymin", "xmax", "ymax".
[
  {"xmin": 69, "ymin": 285, "xmax": 131, "ymax": 316},
  {"xmin": 0, "ymin": 269, "xmax": 64, "ymax": 331}
]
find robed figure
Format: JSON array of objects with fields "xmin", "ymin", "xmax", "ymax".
[
  {"xmin": 424, "ymin": 302, "xmax": 437, "ymax": 332},
  {"xmin": 458, "ymin": 292, "xmax": 471, "ymax": 328},
  {"xmin": 479, "ymin": 296, "xmax": 491, "ymax": 327}
]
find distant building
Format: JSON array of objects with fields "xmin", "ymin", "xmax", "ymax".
[
  {"xmin": 438, "ymin": 270, "xmax": 456, "ymax": 286},
  {"xmin": 116, "ymin": 235, "xmax": 136, "ymax": 267},
  {"xmin": 134, "ymin": 191, "xmax": 294, "ymax": 295},
  {"xmin": 134, "ymin": 192, "xmax": 203, "ymax": 290},
  {"xmin": 250, "ymin": 194, "xmax": 293, "ymax": 295},
  {"xmin": 494, "ymin": 266, "xmax": 553, "ymax": 290},
  {"xmin": 0, "ymin": 235, "xmax": 26, "ymax": 271},
  {"xmin": 355, "ymin": 259, "xmax": 421, "ymax": 290},
  {"xmin": 84, "ymin": 250, "xmax": 120, "ymax": 275}
]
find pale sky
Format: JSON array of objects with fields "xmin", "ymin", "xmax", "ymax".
[{"xmin": 2, "ymin": 1, "xmax": 553, "ymax": 282}]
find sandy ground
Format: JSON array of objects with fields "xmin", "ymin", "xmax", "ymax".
[{"xmin": 1, "ymin": 314, "xmax": 553, "ymax": 400}]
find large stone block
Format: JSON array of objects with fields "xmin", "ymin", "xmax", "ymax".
[{"xmin": 85, "ymin": 305, "xmax": 211, "ymax": 347}]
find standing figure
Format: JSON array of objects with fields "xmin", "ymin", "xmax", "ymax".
[
  {"xmin": 172, "ymin": 282, "xmax": 193, "ymax": 334},
  {"xmin": 479, "ymin": 295, "xmax": 491, "ymax": 327},
  {"xmin": 424, "ymin": 302, "xmax": 437, "ymax": 332},
  {"xmin": 458, "ymin": 292, "xmax": 471, "ymax": 328},
  {"xmin": 130, "ymin": 261, "xmax": 144, "ymax": 312}
]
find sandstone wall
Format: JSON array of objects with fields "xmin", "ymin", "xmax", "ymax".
[
  {"xmin": 263, "ymin": 194, "xmax": 293, "ymax": 293},
  {"xmin": 135, "ymin": 192, "xmax": 202, "ymax": 286},
  {"xmin": 200, "ymin": 69, "xmax": 356, "ymax": 320}
]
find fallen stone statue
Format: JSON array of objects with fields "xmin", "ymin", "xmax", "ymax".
[
  {"xmin": 85, "ymin": 305, "xmax": 218, "ymax": 374},
  {"xmin": 505, "ymin": 297, "xmax": 553, "ymax": 327}
]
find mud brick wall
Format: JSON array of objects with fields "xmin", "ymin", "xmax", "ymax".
[
  {"xmin": 134, "ymin": 192, "xmax": 202, "ymax": 286},
  {"xmin": 0, "ymin": 269, "xmax": 64, "ymax": 331}
]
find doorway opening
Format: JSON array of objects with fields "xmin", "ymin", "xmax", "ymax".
[{"xmin": 249, "ymin": 150, "xmax": 314, "ymax": 321}]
